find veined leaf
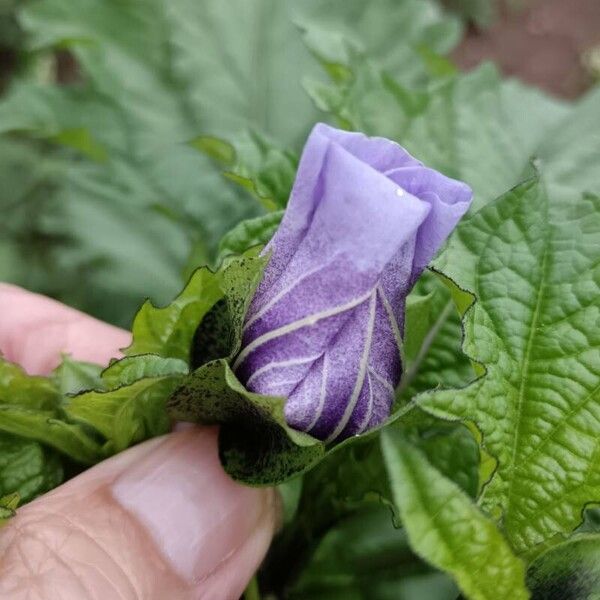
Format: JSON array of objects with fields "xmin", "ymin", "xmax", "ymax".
[
  {"xmin": 381, "ymin": 430, "xmax": 529, "ymax": 600},
  {"xmin": 63, "ymin": 352, "xmax": 191, "ymax": 453},
  {"xmin": 423, "ymin": 179, "xmax": 600, "ymax": 554},
  {"xmin": 18, "ymin": 0, "xmax": 321, "ymax": 146}
]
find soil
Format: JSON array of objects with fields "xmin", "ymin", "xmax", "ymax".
[{"xmin": 452, "ymin": 0, "xmax": 600, "ymax": 99}]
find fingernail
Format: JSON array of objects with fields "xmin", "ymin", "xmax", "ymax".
[{"xmin": 111, "ymin": 427, "xmax": 275, "ymax": 584}]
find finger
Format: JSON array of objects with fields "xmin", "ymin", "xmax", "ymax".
[
  {"xmin": 0, "ymin": 427, "xmax": 278, "ymax": 600},
  {"xmin": 0, "ymin": 283, "xmax": 131, "ymax": 374}
]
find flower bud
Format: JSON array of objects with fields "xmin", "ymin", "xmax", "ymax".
[{"xmin": 234, "ymin": 124, "xmax": 472, "ymax": 442}]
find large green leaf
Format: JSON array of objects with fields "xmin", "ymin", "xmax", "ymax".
[
  {"xmin": 19, "ymin": 0, "xmax": 317, "ymax": 146},
  {"xmin": 423, "ymin": 179, "xmax": 600, "ymax": 555},
  {"xmin": 381, "ymin": 430, "xmax": 529, "ymax": 600}
]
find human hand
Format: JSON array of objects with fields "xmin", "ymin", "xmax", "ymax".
[{"xmin": 0, "ymin": 284, "xmax": 278, "ymax": 599}]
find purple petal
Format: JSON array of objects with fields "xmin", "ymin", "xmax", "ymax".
[{"xmin": 235, "ymin": 123, "xmax": 472, "ymax": 442}]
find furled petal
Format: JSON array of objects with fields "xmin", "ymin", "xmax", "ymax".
[{"xmin": 235, "ymin": 123, "xmax": 472, "ymax": 442}]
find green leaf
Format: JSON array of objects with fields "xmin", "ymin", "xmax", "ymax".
[
  {"xmin": 188, "ymin": 136, "xmax": 236, "ymax": 165},
  {"xmin": 400, "ymin": 272, "xmax": 474, "ymax": 400},
  {"xmin": 190, "ymin": 299, "xmax": 234, "ymax": 369},
  {"xmin": 0, "ymin": 433, "xmax": 63, "ymax": 503},
  {"xmin": 290, "ymin": 506, "xmax": 459, "ymax": 600},
  {"xmin": 0, "ymin": 358, "xmax": 104, "ymax": 464},
  {"xmin": 50, "ymin": 127, "xmax": 108, "ymax": 162},
  {"xmin": 538, "ymin": 86, "xmax": 600, "ymax": 201},
  {"xmin": 102, "ymin": 355, "xmax": 188, "ymax": 390},
  {"xmin": 526, "ymin": 535, "xmax": 600, "ymax": 600},
  {"xmin": 66, "ymin": 375, "xmax": 178, "ymax": 453},
  {"xmin": 52, "ymin": 356, "xmax": 104, "ymax": 395},
  {"xmin": 192, "ymin": 131, "xmax": 297, "ymax": 211},
  {"xmin": 0, "ymin": 359, "xmax": 60, "ymax": 410},
  {"xmin": 423, "ymin": 179, "xmax": 600, "ymax": 555},
  {"xmin": 278, "ymin": 477, "xmax": 303, "ymax": 527},
  {"xmin": 381, "ymin": 429, "xmax": 529, "ymax": 600},
  {"xmin": 218, "ymin": 211, "xmax": 283, "ymax": 261},
  {"xmin": 125, "ymin": 267, "xmax": 223, "ymax": 361},
  {"xmin": 417, "ymin": 421, "xmax": 479, "ymax": 499},
  {"xmin": 297, "ymin": 0, "xmax": 461, "ymax": 85},
  {"xmin": 0, "ymin": 406, "xmax": 104, "ymax": 464},
  {"xmin": 18, "ymin": 0, "xmax": 321, "ymax": 146},
  {"xmin": 218, "ymin": 251, "xmax": 271, "ymax": 356}
]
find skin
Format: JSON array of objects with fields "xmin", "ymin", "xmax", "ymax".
[{"xmin": 0, "ymin": 283, "xmax": 279, "ymax": 600}]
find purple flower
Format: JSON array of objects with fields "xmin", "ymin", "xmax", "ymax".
[{"xmin": 234, "ymin": 124, "xmax": 472, "ymax": 442}]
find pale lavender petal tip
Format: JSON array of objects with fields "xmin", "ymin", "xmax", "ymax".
[{"xmin": 234, "ymin": 123, "xmax": 472, "ymax": 443}]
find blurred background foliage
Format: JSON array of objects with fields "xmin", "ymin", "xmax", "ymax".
[
  {"xmin": 0, "ymin": 0, "xmax": 598, "ymax": 328},
  {"xmin": 0, "ymin": 0, "xmax": 460, "ymax": 326}
]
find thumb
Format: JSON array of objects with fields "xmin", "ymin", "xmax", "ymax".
[{"xmin": 0, "ymin": 427, "xmax": 278, "ymax": 600}]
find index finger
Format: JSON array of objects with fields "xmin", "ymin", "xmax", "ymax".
[{"xmin": 0, "ymin": 283, "xmax": 131, "ymax": 375}]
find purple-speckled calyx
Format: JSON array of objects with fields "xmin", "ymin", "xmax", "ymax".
[{"xmin": 233, "ymin": 123, "xmax": 472, "ymax": 442}]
